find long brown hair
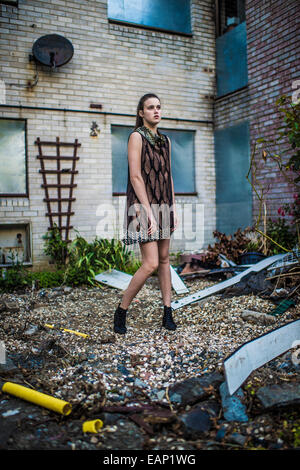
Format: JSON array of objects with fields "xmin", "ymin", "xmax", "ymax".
[{"xmin": 134, "ymin": 93, "xmax": 161, "ymax": 130}]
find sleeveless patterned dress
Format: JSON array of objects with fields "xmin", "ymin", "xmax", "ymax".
[{"xmin": 122, "ymin": 125, "xmax": 175, "ymax": 245}]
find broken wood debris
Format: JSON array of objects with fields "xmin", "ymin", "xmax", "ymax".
[{"xmin": 240, "ymin": 309, "xmax": 276, "ymax": 325}]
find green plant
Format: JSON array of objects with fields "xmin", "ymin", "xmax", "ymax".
[
  {"xmin": 43, "ymin": 224, "xmax": 69, "ymax": 268},
  {"xmin": 64, "ymin": 232, "xmax": 141, "ymax": 286},
  {"xmin": 266, "ymin": 217, "xmax": 297, "ymax": 254},
  {"xmin": 26, "ymin": 270, "xmax": 65, "ymax": 288},
  {"xmin": 0, "ymin": 263, "xmax": 27, "ymax": 290},
  {"xmin": 292, "ymin": 426, "xmax": 300, "ymax": 448}
]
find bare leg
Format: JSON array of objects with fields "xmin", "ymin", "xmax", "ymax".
[
  {"xmin": 120, "ymin": 241, "xmax": 159, "ymax": 310},
  {"xmin": 157, "ymin": 238, "xmax": 171, "ymax": 307}
]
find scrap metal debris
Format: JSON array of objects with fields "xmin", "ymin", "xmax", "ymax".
[
  {"xmin": 94, "ymin": 266, "xmax": 189, "ymax": 295},
  {"xmin": 0, "ymin": 251, "xmax": 299, "ymax": 450},
  {"xmin": 171, "ymin": 254, "xmax": 287, "ymax": 310},
  {"xmin": 223, "ymin": 318, "xmax": 300, "ymax": 395}
]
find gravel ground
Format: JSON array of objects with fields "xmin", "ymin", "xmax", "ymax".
[{"xmin": 0, "ymin": 271, "xmax": 299, "ymax": 451}]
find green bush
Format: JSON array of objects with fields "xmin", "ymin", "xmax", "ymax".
[
  {"xmin": 64, "ymin": 234, "xmax": 141, "ymax": 286},
  {"xmin": 1, "ymin": 230, "xmax": 142, "ymax": 291},
  {"xmin": 42, "ymin": 224, "xmax": 69, "ymax": 268},
  {"xmin": 266, "ymin": 217, "xmax": 297, "ymax": 254},
  {"xmin": 0, "ymin": 266, "xmax": 65, "ymax": 291}
]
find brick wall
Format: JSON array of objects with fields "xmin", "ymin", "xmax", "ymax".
[
  {"xmin": 246, "ymin": 0, "xmax": 299, "ymax": 218},
  {"xmin": 214, "ymin": 0, "xmax": 299, "ymax": 231},
  {"xmin": 0, "ymin": 0, "xmax": 217, "ymax": 267}
]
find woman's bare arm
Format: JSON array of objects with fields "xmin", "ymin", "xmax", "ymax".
[{"xmin": 128, "ymin": 132, "xmax": 151, "ymax": 213}]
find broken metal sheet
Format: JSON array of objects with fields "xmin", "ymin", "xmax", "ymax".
[
  {"xmin": 170, "ymin": 253, "xmax": 286, "ymax": 310},
  {"xmin": 267, "ymin": 248, "xmax": 300, "ymax": 271},
  {"xmin": 219, "ymin": 253, "xmax": 237, "ymax": 267},
  {"xmin": 94, "ymin": 269, "xmax": 132, "ymax": 290},
  {"xmin": 94, "ymin": 267, "xmax": 189, "ymax": 294},
  {"xmin": 170, "ymin": 265, "xmax": 189, "ymax": 294},
  {"xmin": 224, "ymin": 318, "xmax": 300, "ymax": 396}
]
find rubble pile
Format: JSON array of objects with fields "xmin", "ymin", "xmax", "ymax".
[{"xmin": 0, "ymin": 263, "xmax": 299, "ymax": 450}]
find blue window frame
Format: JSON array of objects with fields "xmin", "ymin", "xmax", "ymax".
[
  {"xmin": 108, "ymin": 0, "xmax": 192, "ymax": 35},
  {"xmin": 111, "ymin": 125, "xmax": 195, "ymax": 195}
]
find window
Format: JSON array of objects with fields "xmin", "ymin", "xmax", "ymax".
[
  {"xmin": 215, "ymin": 0, "xmax": 246, "ymax": 37},
  {"xmin": 215, "ymin": 0, "xmax": 248, "ymax": 97},
  {"xmin": 0, "ymin": 223, "xmax": 32, "ymax": 266},
  {"xmin": 0, "ymin": 118, "xmax": 28, "ymax": 196},
  {"xmin": 111, "ymin": 125, "xmax": 195, "ymax": 195},
  {"xmin": 214, "ymin": 121, "xmax": 252, "ymax": 235},
  {"xmin": 108, "ymin": 0, "xmax": 192, "ymax": 35},
  {"xmin": 0, "ymin": 1, "xmax": 18, "ymax": 6}
]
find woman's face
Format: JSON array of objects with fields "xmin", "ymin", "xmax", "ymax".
[{"xmin": 139, "ymin": 97, "xmax": 161, "ymax": 127}]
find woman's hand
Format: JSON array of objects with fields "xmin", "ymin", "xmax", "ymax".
[{"xmin": 147, "ymin": 210, "xmax": 158, "ymax": 236}]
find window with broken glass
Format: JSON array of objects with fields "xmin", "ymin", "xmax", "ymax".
[
  {"xmin": 111, "ymin": 125, "xmax": 196, "ymax": 195},
  {"xmin": 0, "ymin": 118, "xmax": 28, "ymax": 196},
  {"xmin": 215, "ymin": 0, "xmax": 248, "ymax": 97},
  {"xmin": 215, "ymin": 0, "xmax": 246, "ymax": 37}
]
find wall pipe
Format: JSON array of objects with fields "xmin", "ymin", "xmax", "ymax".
[
  {"xmin": 1, "ymin": 381, "xmax": 72, "ymax": 415},
  {"xmin": 0, "ymin": 104, "xmax": 213, "ymax": 125}
]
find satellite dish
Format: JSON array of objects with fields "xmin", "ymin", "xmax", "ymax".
[{"xmin": 32, "ymin": 34, "xmax": 74, "ymax": 68}]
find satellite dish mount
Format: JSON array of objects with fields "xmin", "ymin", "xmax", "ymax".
[{"xmin": 32, "ymin": 34, "xmax": 74, "ymax": 70}]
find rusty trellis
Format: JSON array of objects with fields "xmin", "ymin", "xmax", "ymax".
[{"xmin": 35, "ymin": 136, "xmax": 80, "ymax": 242}]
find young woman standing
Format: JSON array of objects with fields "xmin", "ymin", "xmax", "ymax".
[{"xmin": 113, "ymin": 93, "xmax": 178, "ymax": 334}]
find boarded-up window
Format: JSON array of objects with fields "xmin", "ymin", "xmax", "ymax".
[
  {"xmin": 108, "ymin": 0, "xmax": 192, "ymax": 35},
  {"xmin": 111, "ymin": 125, "xmax": 195, "ymax": 194},
  {"xmin": 214, "ymin": 121, "xmax": 252, "ymax": 234}
]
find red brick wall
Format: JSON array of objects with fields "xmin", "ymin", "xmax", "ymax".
[{"xmin": 246, "ymin": 0, "xmax": 300, "ymax": 218}]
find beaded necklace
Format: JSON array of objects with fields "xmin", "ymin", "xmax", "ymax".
[{"xmin": 136, "ymin": 125, "xmax": 166, "ymax": 147}]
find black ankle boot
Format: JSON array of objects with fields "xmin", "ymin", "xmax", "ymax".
[
  {"xmin": 162, "ymin": 305, "xmax": 177, "ymax": 331},
  {"xmin": 113, "ymin": 303, "xmax": 127, "ymax": 334}
]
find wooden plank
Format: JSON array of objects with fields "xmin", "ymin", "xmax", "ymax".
[
  {"xmin": 34, "ymin": 140, "xmax": 81, "ymax": 147},
  {"xmin": 65, "ymin": 138, "xmax": 79, "ymax": 242},
  {"xmin": 41, "ymin": 184, "xmax": 77, "ymax": 188},
  {"xmin": 39, "ymin": 170, "xmax": 78, "ymax": 174},
  {"xmin": 46, "ymin": 212, "xmax": 74, "ymax": 217},
  {"xmin": 37, "ymin": 156, "xmax": 80, "ymax": 160},
  {"xmin": 36, "ymin": 137, "xmax": 53, "ymax": 228},
  {"xmin": 44, "ymin": 198, "xmax": 76, "ymax": 202}
]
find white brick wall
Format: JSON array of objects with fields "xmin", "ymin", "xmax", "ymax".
[{"xmin": 0, "ymin": 0, "xmax": 216, "ymax": 268}]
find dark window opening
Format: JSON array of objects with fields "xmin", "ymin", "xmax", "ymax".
[{"xmin": 216, "ymin": 0, "xmax": 246, "ymax": 37}]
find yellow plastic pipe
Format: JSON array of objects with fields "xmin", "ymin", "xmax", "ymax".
[
  {"xmin": 45, "ymin": 323, "xmax": 89, "ymax": 338},
  {"xmin": 82, "ymin": 419, "xmax": 103, "ymax": 433},
  {"xmin": 2, "ymin": 382, "xmax": 72, "ymax": 416}
]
